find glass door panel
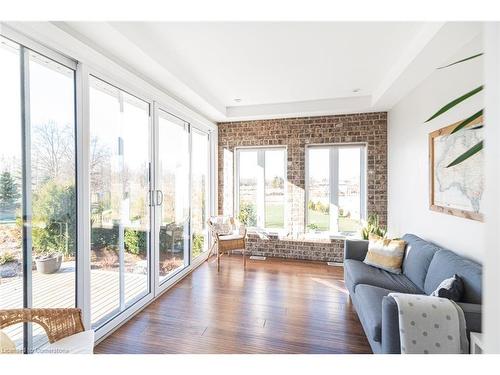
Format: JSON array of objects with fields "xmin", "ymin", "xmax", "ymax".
[
  {"xmin": 157, "ymin": 110, "xmax": 190, "ymax": 282},
  {"xmin": 28, "ymin": 51, "xmax": 77, "ymax": 349},
  {"xmin": 0, "ymin": 35, "xmax": 23, "ymax": 351},
  {"xmin": 89, "ymin": 76, "xmax": 150, "ymax": 329},
  {"xmin": 0, "ymin": 35, "xmax": 79, "ymax": 352},
  {"xmin": 191, "ymin": 130, "xmax": 209, "ymax": 259}
]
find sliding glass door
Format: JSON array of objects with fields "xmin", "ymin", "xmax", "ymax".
[
  {"xmin": 1, "ymin": 29, "xmax": 214, "ymax": 347},
  {"xmin": 87, "ymin": 84, "xmax": 213, "ymax": 330},
  {"xmin": 191, "ymin": 129, "xmax": 210, "ymax": 259},
  {"xmin": 0, "ymin": 35, "xmax": 77, "ymax": 352},
  {"xmin": 157, "ymin": 110, "xmax": 190, "ymax": 282},
  {"xmin": 89, "ymin": 76, "xmax": 151, "ymax": 329}
]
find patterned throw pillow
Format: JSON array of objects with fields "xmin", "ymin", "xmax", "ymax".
[
  {"xmin": 431, "ymin": 274, "xmax": 464, "ymax": 302},
  {"xmin": 363, "ymin": 234, "xmax": 406, "ymax": 274}
]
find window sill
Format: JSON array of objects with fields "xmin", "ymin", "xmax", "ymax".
[{"xmin": 245, "ymin": 228, "xmax": 362, "ymax": 243}]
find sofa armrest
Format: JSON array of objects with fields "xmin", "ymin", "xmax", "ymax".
[
  {"xmin": 344, "ymin": 239, "xmax": 369, "ymax": 262},
  {"xmin": 457, "ymin": 302, "xmax": 482, "ymax": 336},
  {"xmin": 380, "ymin": 297, "xmax": 482, "ymax": 354},
  {"xmin": 381, "ymin": 295, "xmax": 401, "ymax": 354}
]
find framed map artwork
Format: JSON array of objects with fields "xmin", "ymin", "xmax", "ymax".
[{"xmin": 429, "ymin": 115, "xmax": 484, "ymax": 221}]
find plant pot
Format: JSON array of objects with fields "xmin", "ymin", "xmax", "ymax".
[
  {"xmin": 0, "ymin": 261, "xmax": 18, "ymax": 278},
  {"xmin": 35, "ymin": 254, "xmax": 62, "ymax": 274}
]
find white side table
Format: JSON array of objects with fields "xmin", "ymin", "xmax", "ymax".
[{"xmin": 470, "ymin": 332, "xmax": 484, "ymax": 354}]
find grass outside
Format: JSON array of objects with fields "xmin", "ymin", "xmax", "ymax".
[
  {"xmin": 265, "ymin": 203, "xmax": 284, "ymax": 229},
  {"xmin": 249, "ymin": 203, "xmax": 361, "ymax": 233},
  {"xmin": 307, "ymin": 209, "xmax": 361, "ymax": 233}
]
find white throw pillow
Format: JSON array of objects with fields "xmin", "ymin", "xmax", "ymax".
[{"xmin": 44, "ymin": 330, "xmax": 95, "ymax": 354}]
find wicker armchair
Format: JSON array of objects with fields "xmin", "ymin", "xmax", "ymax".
[
  {"xmin": 207, "ymin": 216, "xmax": 247, "ymax": 271},
  {"xmin": 0, "ymin": 308, "xmax": 85, "ymax": 349}
]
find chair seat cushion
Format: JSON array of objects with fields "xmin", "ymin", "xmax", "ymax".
[
  {"xmin": 0, "ymin": 330, "xmax": 17, "ymax": 354},
  {"xmin": 219, "ymin": 233, "xmax": 245, "ymax": 241},
  {"xmin": 344, "ymin": 259, "xmax": 423, "ymax": 294},
  {"xmin": 354, "ymin": 285, "xmax": 395, "ymax": 342},
  {"xmin": 45, "ymin": 330, "xmax": 94, "ymax": 354}
]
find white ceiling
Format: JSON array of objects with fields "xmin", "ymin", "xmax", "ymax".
[{"xmin": 56, "ymin": 21, "xmax": 482, "ymax": 122}]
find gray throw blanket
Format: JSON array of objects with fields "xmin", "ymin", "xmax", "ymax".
[{"xmin": 389, "ymin": 293, "xmax": 469, "ymax": 354}]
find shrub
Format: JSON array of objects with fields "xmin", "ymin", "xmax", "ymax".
[
  {"xmin": 91, "ymin": 225, "xmax": 147, "ymax": 256},
  {"xmin": 32, "ymin": 182, "xmax": 76, "ymax": 257},
  {"xmin": 238, "ymin": 202, "xmax": 257, "ymax": 226},
  {"xmin": 308, "ymin": 200, "xmax": 329, "ymax": 214},
  {"xmin": 124, "ymin": 229, "xmax": 147, "ymax": 256},
  {"xmin": 0, "ymin": 252, "xmax": 16, "ymax": 265},
  {"xmin": 192, "ymin": 232, "xmax": 205, "ymax": 257},
  {"xmin": 307, "ymin": 223, "xmax": 320, "ymax": 231}
]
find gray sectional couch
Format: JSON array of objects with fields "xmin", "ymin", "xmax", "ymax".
[{"xmin": 344, "ymin": 234, "xmax": 482, "ymax": 354}]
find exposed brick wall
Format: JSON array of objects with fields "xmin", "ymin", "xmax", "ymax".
[{"xmin": 217, "ymin": 112, "xmax": 387, "ymax": 262}]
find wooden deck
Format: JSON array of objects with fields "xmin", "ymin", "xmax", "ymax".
[{"xmin": 0, "ymin": 262, "xmax": 147, "ymax": 350}]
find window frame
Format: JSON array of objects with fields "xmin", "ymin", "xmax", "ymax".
[
  {"xmin": 305, "ymin": 143, "xmax": 367, "ymax": 236},
  {"xmin": 234, "ymin": 145, "xmax": 288, "ymax": 232}
]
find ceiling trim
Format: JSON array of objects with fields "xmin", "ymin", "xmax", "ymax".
[
  {"xmin": 372, "ymin": 22, "xmax": 483, "ymax": 109},
  {"xmin": 225, "ymin": 96, "xmax": 381, "ymax": 121},
  {"xmin": 54, "ymin": 21, "xmax": 228, "ymax": 121}
]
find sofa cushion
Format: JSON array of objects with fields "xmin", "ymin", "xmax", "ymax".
[
  {"xmin": 424, "ymin": 249, "xmax": 482, "ymax": 304},
  {"xmin": 430, "ymin": 274, "xmax": 465, "ymax": 302},
  {"xmin": 344, "ymin": 259, "xmax": 423, "ymax": 295},
  {"xmin": 354, "ymin": 285, "xmax": 396, "ymax": 343},
  {"xmin": 363, "ymin": 234, "xmax": 406, "ymax": 274},
  {"xmin": 401, "ymin": 234, "xmax": 439, "ymax": 291}
]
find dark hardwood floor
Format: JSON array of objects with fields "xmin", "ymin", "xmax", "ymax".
[{"xmin": 95, "ymin": 255, "xmax": 371, "ymax": 354}]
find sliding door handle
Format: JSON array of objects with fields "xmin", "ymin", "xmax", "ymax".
[{"xmin": 156, "ymin": 190, "xmax": 164, "ymax": 206}]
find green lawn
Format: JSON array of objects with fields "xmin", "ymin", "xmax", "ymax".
[
  {"xmin": 307, "ymin": 209, "xmax": 329, "ymax": 231},
  {"xmin": 307, "ymin": 209, "xmax": 361, "ymax": 233},
  {"xmin": 262, "ymin": 204, "xmax": 361, "ymax": 233},
  {"xmin": 265, "ymin": 203, "xmax": 284, "ymax": 228}
]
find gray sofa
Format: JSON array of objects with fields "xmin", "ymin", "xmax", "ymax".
[{"xmin": 344, "ymin": 233, "xmax": 482, "ymax": 354}]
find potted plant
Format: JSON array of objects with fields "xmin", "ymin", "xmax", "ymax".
[
  {"xmin": 35, "ymin": 251, "xmax": 63, "ymax": 274},
  {"xmin": 360, "ymin": 214, "xmax": 387, "ymax": 240},
  {"xmin": 0, "ymin": 252, "xmax": 18, "ymax": 278}
]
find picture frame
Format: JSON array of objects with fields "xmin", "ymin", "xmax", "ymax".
[{"xmin": 429, "ymin": 115, "xmax": 484, "ymax": 221}]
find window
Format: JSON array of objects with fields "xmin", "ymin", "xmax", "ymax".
[
  {"xmin": 235, "ymin": 147, "xmax": 286, "ymax": 229},
  {"xmin": 306, "ymin": 144, "xmax": 366, "ymax": 234}
]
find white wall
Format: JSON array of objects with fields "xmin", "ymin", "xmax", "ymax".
[
  {"xmin": 388, "ymin": 35, "xmax": 484, "ymax": 262},
  {"xmin": 483, "ymin": 22, "xmax": 500, "ymax": 354}
]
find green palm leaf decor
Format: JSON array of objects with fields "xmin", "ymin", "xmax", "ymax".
[
  {"xmin": 425, "ymin": 86, "xmax": 483, "ymax": 123},
  {"xmin": 450, "ymin": 109, "xmax": 483, "ymax": 134},
  {"xmin": 437, "ymin": 53, "xmax": 483, "ymax": 69},
  {"xmin": 446, "ymin": 140, "xmax": 483, "ymax": 168},
  {"xmin": 426, "ymin": 52, "xmax": 484, "ymax": 167}
]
